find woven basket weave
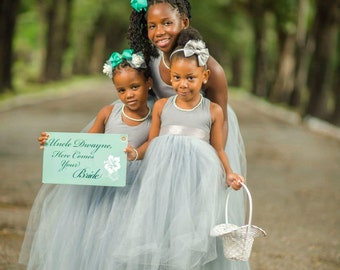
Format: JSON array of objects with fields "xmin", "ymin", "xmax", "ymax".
[{"xmin": 210, "ymin": 183, "xmax": 266, "ymax": 261}]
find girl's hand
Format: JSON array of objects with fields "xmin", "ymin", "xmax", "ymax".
[
  {"xmin": 124, "ymin": 144, "xmax": 138, "ymax": 161},
  {"xmin": 38, "ymin": 132, "xmax": 49, "ymax": 149},
  {"xmin": 226, "ymin": 173, "xmax": 245, "ymax": 190}
]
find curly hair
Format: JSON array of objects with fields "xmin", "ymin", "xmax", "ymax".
[
  {"xmin": 127, "ymin": 0, "xmax": 192, "ymax": 63},
  {"xmin": 176, "ymin": 27, "xmax": 202, "ymax": 47},
  {"xmin": 113, "ymin": 60, "xmax": 152, "ymax": 82},
  {"xmin": 170, "ymin": 27, "xmax": 205, "ymax": 66}
]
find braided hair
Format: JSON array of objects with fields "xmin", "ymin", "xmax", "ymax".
[{"xmin": 127, "ymin": 0, "xmax": 191, "ymax": 63}]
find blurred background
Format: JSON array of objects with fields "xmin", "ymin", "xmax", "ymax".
[
  {"xmin": 1, "ymin": 1, "xmax": 340, "ymax": 270},
  {"xmin": 0, "ymin": 0, "xmax": 339, "ymax": 127}
]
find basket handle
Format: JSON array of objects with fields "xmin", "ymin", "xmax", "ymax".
[{"xmin": 225, "ymin": 182, "xmax": 253, "ymax": 228}]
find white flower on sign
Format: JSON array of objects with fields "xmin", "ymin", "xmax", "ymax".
[{"xmin": 104, "ymin": 155, "xmax": 121, "ymax": 180}]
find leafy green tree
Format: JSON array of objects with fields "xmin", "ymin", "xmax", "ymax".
[
  {"xmin": 191, "ymin": 1, "xmax": 253, "ymax": 88},
  {"xmin": 269, "ymin": 0, "xmax": 298, "ymax": 103},
  {"xmin": 306, "ymin": 0, "xmax": 340, "ymax": 120},
  {"xmin": 5, "ymin": 0, "xmax": 340, "ymax": 127},
  {"xmin": 37, "ymin": 0, "xmax": 73, "ymax": 82},
  {"xmin": 0, "ymin": 0, "xmax": 21, "ymax": 93},
  {"xmin": 246, "ymin": 0, "xmax": 272, "ymax": 97},
  {"xmin": 290, "ymin": 0, "xmax": 314, "ymax": 108},
  {"xmin": 330, "ymin": 33, "xmax": 340, "ymax": 125},
  {"xmin": 71, "ymin": 0, "xmax": 130, "ymax": 75}
]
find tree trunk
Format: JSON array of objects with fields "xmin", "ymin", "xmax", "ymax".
[
  {"xmin": 306, "ymin": 0, "xmax": 339, "ymax": 119},
  {"xmin": 72, "ymin": 31, "xmax": 96, "ymax": 75},
  {"xmin": 290, "ymin": 0, "xmax": 311, "ymax": 107},
  {"xmin": 250, "ymin": 2, "xmax": 268, "ymax": 97},
  {"xmin": 38, "ymin": 0, "xmax": 73, "ymax": 82},
  {"xmin": 72, "ymin": 13, "xmax": 127, "ymax": 76},
  {"xmin": 330, "ymin": 31, "xmax": 340, "ymax": 126},
  {"xmin": 230, "ymin": 54, "xmax": 244, "ymax": 87},
  {"xmin": 89, "ymin": 32, "xmax": 106, "ymax": 75},
  {"xmin": 0, "ymin": 0, "xmax": 20, "ymax": 93},
  {"xmin": 269, "ymin": 32, "xmax": 296, "ymax": 103}
]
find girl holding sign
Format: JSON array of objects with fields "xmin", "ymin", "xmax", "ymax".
[{"xmin": 19, "ymin": 49, "xmax": 153, "ymax": 270}]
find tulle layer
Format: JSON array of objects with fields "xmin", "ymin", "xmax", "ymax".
[
  {"xmin": 226, "ymin": 105, "xmax": 247, "ymax": 177},
  {"xmin": 104, "ymin": 135, "xmax": 225, "ymax": 269},
  {"xmin": 19, "ymin": 161, "xmax": 142, "ymax": 270},
  {"xmin": 19, "ymin": 104, "xmax": 250, "ymax": 270}
]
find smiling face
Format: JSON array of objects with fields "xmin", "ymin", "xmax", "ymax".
[
  {"xmin": 147, "ymin": 3, "xmax": 189, "ymax": 55},
  {"xmin": 113, "ymin": 66, "xmax": 151, "ymax": 112},
  {"xmin": 170, "ymin": 56, "xmax": 210, "ymax": 106}
]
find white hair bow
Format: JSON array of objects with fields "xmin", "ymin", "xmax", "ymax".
[{"xmin": 183, "ymin": 40, "xmax": 210, "ymax": 66}]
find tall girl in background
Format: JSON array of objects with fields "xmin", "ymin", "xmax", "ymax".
[
  {"xmin": 128, "ymin": 2, "xmax": 249, "ymax": 267},
  {"xmin": 128, "ymin": 0, "xmax": 246, "ymax": 179},
  {"xmin": 110, "ymin": 29, "xmax": 249, "ymax": 270},
  {"xmin": 19, "ymin": 49, "xmax": 152, "ymax": 270}
]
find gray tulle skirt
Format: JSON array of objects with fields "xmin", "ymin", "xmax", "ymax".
[
  {"xmin": 99, "ymin": 134, "xmax": 249, "ymax": 270},
  {"xmin": 19, "ymin": 104, "xmax": 249, "ymax": 270},
  {"xmin": 18, "ymin": 161, "xmax": 142, "ymax": 270}
]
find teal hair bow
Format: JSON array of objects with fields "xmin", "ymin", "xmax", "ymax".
[
  {"xmin": 109, "ymin": 49, "xmax": 134, "ymax": 69},
  {"xmin": 131, "ymin": 0, "xmax": 147, "ymax": 12},
  {"xmin": 103, "ymin": 49, "xmax": 146, "ymax": 78}
]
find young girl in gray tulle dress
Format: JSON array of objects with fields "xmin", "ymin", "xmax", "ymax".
[{"xmin": 19, "ymin": 49, "xmax": 153, "ymax": 270}]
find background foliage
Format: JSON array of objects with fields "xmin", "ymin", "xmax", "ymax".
[{"xmin": 1, "ymin": 0, "xmax": 339, "ymax": 125}]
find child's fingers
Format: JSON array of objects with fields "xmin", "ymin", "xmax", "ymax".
[
  {"xmin": 232, "ymin": 181, "xmax": 242, "ymax": 190},
  {"xmin": 40, "ymin": 132, "xmax": 49, "ymax": 138},
  {"xmin": 38, "ymin": 132, "xmax": 49, "ymax": 149},
  {"xmin": 237, "ymin": 175, "xmax": 245, "ymax": 184},
  {"xmin": 228, "ymin": 174, "xmax": 245, "ymax": 190},
  {"xmin": 124, "ymin": 144, "xmax": 133, "ymax": 153}
]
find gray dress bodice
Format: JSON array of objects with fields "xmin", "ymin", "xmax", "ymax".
[
  {"xmin": 149, "ymin": 55, "xmax": 174, "ymax": 98},
  {"xmin": 105, "ymin": 102, "xmax": 151, "ymax": 148},
  {"xmin": 159, "ymin": 95, "xmax": 212, "ymax": 143}
]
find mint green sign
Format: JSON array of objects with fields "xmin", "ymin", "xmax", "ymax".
[{"xmin": 42, "ymin": 132, "xmax": 127, "ymax": 186}]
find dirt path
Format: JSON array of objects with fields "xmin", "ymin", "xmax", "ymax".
[{"xmin": 0, "ymin": 77, "xmax": 339, "ymax": 270}]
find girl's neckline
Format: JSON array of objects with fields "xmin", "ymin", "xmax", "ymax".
[
  {"xmin": 173, "ymin": 94, "xmax": 203, "ymax": 112},
  {"xmin": 121, "ymin": 105, "xmax": 151, "ymax": 122},
  {"xmin": 156, "ymin": 51, "xmax": 173, "ymax": 88},
  {"xmin": 161, "ymin": 51, "xmax": 170, "ymax": 70}
]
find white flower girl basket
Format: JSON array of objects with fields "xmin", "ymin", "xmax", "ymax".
[{"xmin": 210, "ymin": 183, "xmax": 266, "ymax": 261}]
